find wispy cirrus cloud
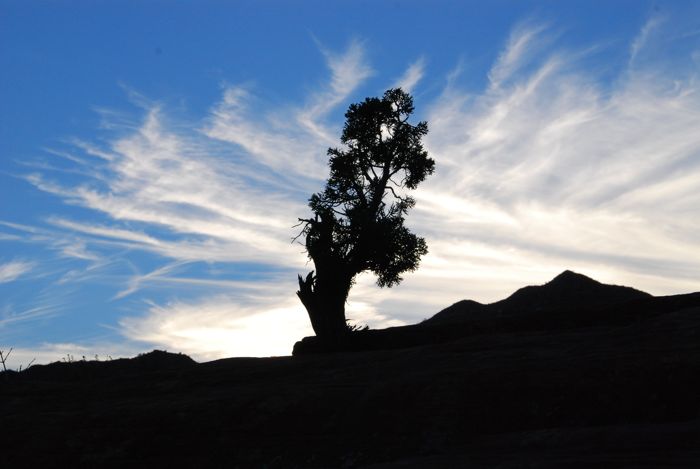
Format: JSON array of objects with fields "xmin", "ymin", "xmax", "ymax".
[
  {"xmin": 0, "ymin": 260, "xmax": 35, "ymax": 283},
  {"xmin": 629, "ymin": 14, "xmax": 665, "ymax": 66},
  {"xmin": 0, "ymin": 303, "xmax": 57, "ymax": 327},
  {"xmin": 24, "ymin": 108, "xmax": 307, "ymax": 267},
  {"xmin": 309, "ymin": 38, "xmax": 374, "ymax": 118},
  {"xmin": 416, "ymin": 19, "xmax": 700, "ymax": 300},
  {"xmin": 392, "ymin": 57, "xmax": 426, "ymax": 93},
  {"xmin": 488, "ymin": 21, "xmax": 550, "ymax": 89},
  {"xmin": 205, "ymin": 39, "xmax": 373, "ymax": 179}
]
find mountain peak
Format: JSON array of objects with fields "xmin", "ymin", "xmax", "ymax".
[
  {"xmin": 425, "ymin": 270, "xmax": 652, "ymax": 325},
  {"xmin": 552, "ymin": 269, "xmax": 590, "ymax": 280},
  {"xmin": 499, "ymin": 270, "xmax": 650, "ymax": 313},
  {"xmin": 547, "ymin": 270, "xmax": 599, "ymax": 287}
]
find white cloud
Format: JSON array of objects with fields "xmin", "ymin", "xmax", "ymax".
[
  {"xmin": 298, "ymin": 39, "xmax": 374, "ymax": 144},
  {"xmin": 26, "ymin": 110, "xmax": 308, "ymax": 267},
  {"xmin": 206, "ymin": 39, "xmax": 373, "ymax": 176},
  {"xmin": 55, "ymin": 239, "xmax": 102, "ymax": 261},
  {"xmin": 205, "ymin": 86, "xmax": 326, "ymax": 182},
  {"xmin": 488, "ymin": 21, "xmax": 549, "ymax": 89},
  {"xmin": 119, "ymin": 288, "xmax": 313, "ymax": 360},
  {"xmin": 113, "ymin": 261, "xmax": 192, "ymax": 299},
  {"xmin": 629, "ymin": 15, "xmax": 664, "ymax": 66},
  {"xmin": 0, "ymin": 302, "xmax": 59, "ymax": 327},
  {"xmin": 393, "ymin": 57, "xmax": 426, "ymax": 93},
  {"xmin": 315, "ymin": 38, "xmax": 374, "ymax": 110},
  {"xmin": 0, "ymin": 260, "xmax": 35, "ymax": 283}
]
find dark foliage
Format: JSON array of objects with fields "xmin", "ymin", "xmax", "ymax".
[{"xmin": 297, "ymin": 88, "xmax": 434, "ymax": 338}]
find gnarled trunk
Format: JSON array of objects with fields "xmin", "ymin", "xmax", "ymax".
[{"xmin": 296, "ymin": 269, "xmax": 352, "ymax": 339}]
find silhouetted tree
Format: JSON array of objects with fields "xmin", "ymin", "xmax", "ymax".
[{"xmin": 296, "ymin": 88, "xmax": 435, "ymax": 339}]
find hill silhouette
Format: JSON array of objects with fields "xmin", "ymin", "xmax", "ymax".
[
  {"xmin": 6, "ymin": 349, "xmax": 197, "ymax": 382},
  {"xmin": 293, "ymin": 270, "xmax": 676, "ymax": 354},
  {"xmin": 426, "ymin": 270, "xmax": 651, "ymax": 324},
  {"xmin": 2, "ymin": 271, "xmax": 700, "ymax": 468}
]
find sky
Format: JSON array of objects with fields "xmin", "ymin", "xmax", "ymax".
[{"xmin": 1, "ymin": 1, "xmax": 700, "ymax": 367}]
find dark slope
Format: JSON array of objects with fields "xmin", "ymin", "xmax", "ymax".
[
  {"xmin": 493, "ymin": 270, "xmax": 651, "ymax": 313},
  {"xmin": 425, "ymin": 298, "xmax": 487, "ymax": 324},
  {"xmin": 427, "ymin": 270, "xmax": 651, "ymax": 325},
  {"xmin": 3, "ymin": 302, "xmax": 700, "ymax": 468},
  {"xmin": 12, "ymin": 350, "xmax": 196, "ymax": 382},
  {"xmin": 294, "ymin": 291, "xmax": 700, "ymax": 355},
  {"xmin": 2, "ymin": 273, "xmax": 700, "ymax": 468},
  {"xmin": 294, "ymin": 270, "xmax": 663, "ymax": 354}
]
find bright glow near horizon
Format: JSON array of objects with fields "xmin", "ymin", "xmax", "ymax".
[{"xmin": 1, "ymin": 2, "xmax": 700, "ymax": 367}]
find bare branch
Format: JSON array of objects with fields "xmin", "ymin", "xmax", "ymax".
[
  {"xmin": 0, "ymin": 347, "xmax": 12, "ymax": 372},
  {"xmin": 386, "ymin": 185, "xmax": 402, "ymax": 201},
  {"xmin": 369, "ymin": 165, "xmax": 379, "ymax": 180}
]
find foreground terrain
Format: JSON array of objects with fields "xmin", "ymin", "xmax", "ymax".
[{"xmin": 2, "ymin": 272, "xmax": 699, "ymax": 467}]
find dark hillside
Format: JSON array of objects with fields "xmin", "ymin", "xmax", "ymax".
[
  {"xmin": 295, "ymin": 271, "xmax": 671, "ymax": 355},
  {"xmin": 426, "ymin": 270, "xmax": 651, "ymax": 325},
  {"xmin": 492, "ymin": 270, "xmax": 652, "ymax": 313},
  {"xmin": 15, "ymin": 349, "xmax": 196, "ymax": 382},
  {"xmin": 2, "ymin": 272, "xmax": 699, "ymax": 468},
  {"xmin": 425, "ymin": 298, "xmax": 487, "ymax": 324}
]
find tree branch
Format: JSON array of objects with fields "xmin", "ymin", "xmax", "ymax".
[{"xmin": 386, "ymin": 185, "xmax": 402, "ymax": 201}]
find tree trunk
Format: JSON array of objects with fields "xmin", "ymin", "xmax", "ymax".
[{"xmin": 296, "ymin": 269, "xmax": 352, "ymax": 339}]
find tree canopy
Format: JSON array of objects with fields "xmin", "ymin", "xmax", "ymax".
[{"xmin": 297, "ymin": 88, "xmax": 435, "ymax": 338}]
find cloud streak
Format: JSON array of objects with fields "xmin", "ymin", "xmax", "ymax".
[
  {"xmin": 488, "ymin": 21, "xmax": 549, "ymax": 89},
  {"xmin": 0, "ymin": 260, "xmax": 35, "ymax": 283},
  {"xmin": 393, "ymin": 57, "xmax": 426, "ymax": 93}
]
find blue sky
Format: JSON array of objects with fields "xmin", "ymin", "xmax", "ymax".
[{"xmin": 2, "ymin": 1, "xmax": 700, "ymax": 366}]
